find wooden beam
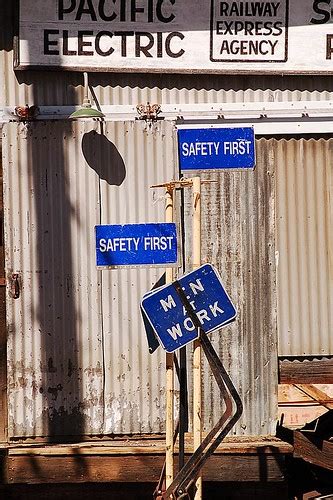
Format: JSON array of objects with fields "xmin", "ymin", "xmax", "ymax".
[
  {"xmin": 6, "ymin": 453, "xmax": 288, "ymax": 485},
  {"xmin": 294, "ymin": 431, "xmax": 333, "ymax": 471},
  {"xmin": 279, "ymin": 358, "xmax": 333, "ymax": 384},
  {"xmin": 7, "ymin": 437, "xmax": 293, "ymax": 456},
  {"xmin": 293, "ymin": 384, "xmax": 333, "ymax": 410},
  {"xmin": 0, "ymin": 482, "xmax": 289, "ymax": 500},
  {"xmin": 2, "ymin": 438, "xmax": 292, "ymax": 485}
]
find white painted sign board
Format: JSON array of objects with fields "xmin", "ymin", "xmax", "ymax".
[{"xmin": 15, "ymin": 1, "xmax": 333, "ymax": 74}]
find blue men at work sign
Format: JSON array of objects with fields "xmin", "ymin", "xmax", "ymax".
[
  {"xmin": 178, "ymin": 127, "xmax": 255, "ymax": 171},
  {"xmin": 141, "ymin": 264, "xmax": 237, "ymax": 353},
  {"xmin": 95, "ymin": 223, "xmax": 178, "ymax": 268}
]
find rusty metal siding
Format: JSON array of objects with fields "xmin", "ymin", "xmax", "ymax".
[
  {"xmin": 3, "ymin": 120, "xmax": 176, "ymax": 438},
  {"xmin": 276, "ymin": 138, "xmax": 333, "ymax": 356},
  {"xmin": 99, "ymin": 121, "xmax": 176, "ymax": 434},
  {"xmin": 3, "ymin": 65, "xmax": 333, "ymax": 108},
  {"xmin": 184, "ymin": 138, "xmax": 278, "ymax": 436}
]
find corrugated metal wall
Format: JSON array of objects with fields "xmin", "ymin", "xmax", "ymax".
[
  {"xmin": 3, "ymin": 120, "xmax": 176, "ymax": 438},
  {"xmin": 2, "ymin": 66, "xmax": 333, "ymax": 108},
  {"xmin": 184, "ymin": 139, "xmax": 278, "ymax": 436},
  {"xmin": 276, "ymin": 138, "xmax": 333, "ymax": 356},
  {"xmin": 3, "ymin": 122, "xmax": 279, "ymax": 438}
]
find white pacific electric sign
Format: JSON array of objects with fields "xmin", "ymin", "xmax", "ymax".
[{"xmin": 16, "ymin": 0, "xmax": 333, "ymax": 73}]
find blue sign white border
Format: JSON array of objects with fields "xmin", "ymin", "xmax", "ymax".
[
  {"xmin": 176, "ymin": 124, "xmax": 256, "ymax": 172},
  {"xmin": 141, "ymin": 263, "xmax": 237, "ymax": 353},
  {"xmin": 95, "ymin": 222, "xmax": 182, "ymax": 270}
]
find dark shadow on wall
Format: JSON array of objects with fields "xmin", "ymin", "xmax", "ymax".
[
  {"xmin": 82, "ymin": 130, "xmax": 126, "ymax": 186},
  {"xmin": 0, "ymin": 0, "xmax": 86, "ymax": 440},
  {"xmin": 27, "ymin": 119, "xmax": 85, "ymax": 440}
]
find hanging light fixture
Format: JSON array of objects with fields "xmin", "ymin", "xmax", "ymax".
[{"xmin": 70, "ymin": 72, "xmax": 104, "ymax": 119}]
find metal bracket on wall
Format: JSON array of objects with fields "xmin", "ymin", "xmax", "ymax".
[
  {"xmin": 136, "ymin": 102, "xmax": 162, "ymax": 121},
  {"xmin": 14, "ymin": 105, "xmax": 39, "ymax": 121},
  {"xmin": 9, "ymin": 274, "xmax": 20, "ymax": 299}
]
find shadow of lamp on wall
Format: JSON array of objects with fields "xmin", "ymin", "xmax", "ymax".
[{"xmin": 70, "ymin": 72, "xmax": 105, "ymax": 119}]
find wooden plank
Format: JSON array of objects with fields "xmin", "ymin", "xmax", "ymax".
[
  {"xmin": 7, "ymin": 437, "xmax": 293, "ymax": 456},
  {"xmin": 6, "ymin": 453, "xmax": 287, "ymax": 484},
  {"xmin": 279, "ymin": 359, "xmax": 333, "ymax": 384},
  {"xmin": 293, "ymin": 385, "xmax": 333, "ymax": 410},
  {"xmin": 294, "ymin": 431, "xmax": 333, "ymax": 471},
  {"xmin": 0, "ymin": 482, "xmax": 289, "ymax": 500}
]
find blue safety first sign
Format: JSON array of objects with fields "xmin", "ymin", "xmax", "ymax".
[
  {"xmin": 178, "ymin": 127, "xmax": 255, "ymax": 171},
  {"xmin": 95, "ymin": 223, "xmax": 178, "ymax": 268},
  {"xmin": 141, "ymin": 264, "xmax": 236, "ymax": 353}
]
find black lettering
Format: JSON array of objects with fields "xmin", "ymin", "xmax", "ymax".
[
  {"xmin": 95, "ymin": 31, "xmax": 114, "ymax": 56},
  {"xmin": 58, "ymin": 0, "xmax": 76, "ymax": 20},
  {"xmin": 131, "ymin": 0, "xmax": 144, "ymax": 21},
  {"xmin": 234, "ymin": 21, "xmax": 244, "ymax": 35},
  {"xmin": 135, "ymin": 32, "xmax": 154, "ymax": 57},
  {"xmin": 326, "ymin": 34, "xmax": 333, "ymax": 58},
  {"xmin": 216, "ymin": 21, "xmax": 224, "ymax": 35},
  {"xmin": 259, "ymin": 40, "xmax": 269, "ymax": 55},
  {"xmin": 220, "ymin": 40, "xmax": 230, "ymax": 54},
  {"xmin": 157, "ymin": 31, "xmax": 163, "ymax": 57},
  {"xmin": 148, "ymin": 0, "xmax": 154, "ymax": 22},
  {"xmin": 273, "ymin": 21, "xmax": 283, "ymax": 35},
  {"xmin": 244, "ymin": 21, "xmax": 255, "ymax": 35},
  {"xmin": 262, "ymin": 21, "xmax": 273, "ymax": 36},
  {"xmin": 156, "ymin": 0, "xmax": 175, "ymax": 23},
  {"xmin": 165, "ymin": 32, "xmax": 184, "ymax": 58},
  {"xmin": 311, "ymin": 0, "xmax": 331, "ymax": 24},
  {"xmin": 223, "ymin": 20, "xmax": 233, "ymax": 35},
  {"xmin": 240, "ymin": 40, "xmax": 247, "ymax": 55},
  {"xmin": 253, "ymin": 2, "xmax": 265, "ymax": 17},
  {"xmin": 44, "ymin": 29, "xmax": 59, "ymax": 55},
  {"xmin": 63, "ymin": 30, "xmax": 77, "ymax": 55},
  {"xmin": 78, "ymin": 30, "xmax": 94, "ymax": 55},
  {"xmin": 98, "ymin": 0, "xmax": 116, "ymax": 21},
  {"xmin": 115, "ymin": 31, "xmax": 134, "ymax": 57},
  {"xmin": 230, "ymin": 40, "xmax": 239, "ymax": 55},
  {"xmin": 249, "ymin": 40, "xmax": 259, "ymax": 55},
  {"xmin": 229, "ymin": 3, "xmax": 239, "ymax": 16},
  {"xmin": 120, "ymin": 0, "xmax": 126, "ymax": 21},
  {"xmin": 75, "ymin": 0, "xmax": 97, "ymax": 21},
  {"xmin": 219, "ymin": 2, "xmax": 229, "ymax": 16}
]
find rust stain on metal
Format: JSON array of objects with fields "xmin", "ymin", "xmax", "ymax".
[
  {"xmin": 67, "ymin": 359, "xmax": 74, "ymax": 378},
  {"xmin": 47, "ymin": 358, "xmax": 57, "ymax": 373},
  {"xmin": 84, "ymin": 362, "xmax": 103, "ymax": 377},
  {"xmin": 47, "ymin": 384, "xmax": 63, "ymax": 401}
]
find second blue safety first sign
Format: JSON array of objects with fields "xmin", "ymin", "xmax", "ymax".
[
  {"xmin": 95, "ymin": 223, "xmax": 178, "ymax": 268},
  {"xmin": 178, "ymin": 127, "xmax": 255, "ymax": 171}
]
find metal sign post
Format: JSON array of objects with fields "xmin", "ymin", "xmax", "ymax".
[
  {"xmin": 192, "ymin": 176, "xmax": 202, "ymax": 500},
  {"xmin": 165, "ymin": 187, "xmax": 175, "ymax": 492},
  {"xmin": 146, "ymin": 178, "xmax": 241, "ymax": 500}
]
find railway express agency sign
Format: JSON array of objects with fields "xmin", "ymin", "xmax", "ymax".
[{"xmin": 16, "ymin": 1, "xmax": 333, "ymax": 73}]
